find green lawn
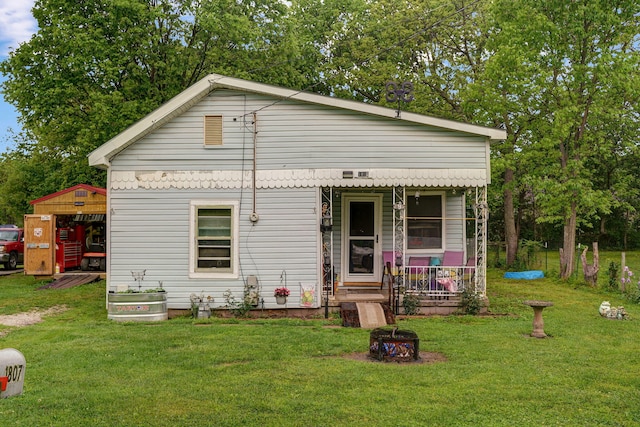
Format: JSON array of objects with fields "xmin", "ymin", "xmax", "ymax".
[{"xmin": 1, "ymin": 267, "xmax": 640, "ymax": 426}]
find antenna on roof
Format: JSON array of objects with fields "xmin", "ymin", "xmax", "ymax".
[{"xmin": 385, "ymin": 81, "xmax": 414, "ymax": 118}]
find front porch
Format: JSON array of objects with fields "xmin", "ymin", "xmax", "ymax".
[
  {"xmin": 330, "ymin": 286, "xmax": 465, "ymax": 316},
  {"xmin": 319, "ymin": 185, "xmax": 488, "ymax": 315}
]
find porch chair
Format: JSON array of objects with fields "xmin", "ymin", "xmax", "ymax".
[
  {"xmin": 441, "ymin": 250, "xmax": 464, "ymax": 267},
  {"xmin": 407, "ymin": 256, "xmax": 432, "ymax": 291}
]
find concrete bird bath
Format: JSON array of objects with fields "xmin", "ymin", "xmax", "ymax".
[{"xmin": 523, "ymin": 300, "xmax": 553, "ymax": 338}]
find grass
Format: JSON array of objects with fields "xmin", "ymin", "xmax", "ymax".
[{"xmin": 1, "ymin": 265, "xmax": 640, "ymax": 426}]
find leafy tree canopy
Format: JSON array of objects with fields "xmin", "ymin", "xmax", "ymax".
[
  {"xmin": 0, "ymin": 0, "xmax": 316, "ymax": 220},
  {"xmin": 1, "ymin": 0, "xmax": 639, "ymax": 260}
]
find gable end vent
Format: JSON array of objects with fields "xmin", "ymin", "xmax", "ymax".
[{"xmin": 204, "ymin": 115, "xmax": 223, "ymax": 147}]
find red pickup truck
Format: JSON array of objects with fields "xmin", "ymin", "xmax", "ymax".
[{"xmin": 0, "ymin": 226, "xmax": 24, "ymax": 270}]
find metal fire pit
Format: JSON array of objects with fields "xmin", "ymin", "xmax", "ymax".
[{"xmin": 369, "ymin": 328, "xmax": 420, "ymax": 362}]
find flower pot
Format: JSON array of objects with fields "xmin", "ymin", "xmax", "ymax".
[
  {"xmin": 107, "ymin": 292, "xmax": 168, "ymax": 322},
  {"xmin": 197, "ymin": 303, "xmax": 211, "ymax": 319},
  {"xmin": 275, "ymin": 296, "xmax": 287, "ymax": 305}
]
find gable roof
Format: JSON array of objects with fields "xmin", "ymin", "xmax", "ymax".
[
  {"xmin": 88, "ymin": 74, "xmax": 506, "ymax": 168},
  {"xmin": 29, "ymin": 184, "xmax": 106, "ymax": 205}
]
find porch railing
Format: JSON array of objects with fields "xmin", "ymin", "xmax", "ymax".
[{"xmin": 403, "ymin": 265, "xmax": 475, "ymax": 298}]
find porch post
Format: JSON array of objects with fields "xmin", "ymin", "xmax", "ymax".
[
  {"xmin": 392, "ymin": 186, "xmax": 405, "ymax": 313},
  {"xmin": 474, "ymin": 186, "xmax": 488, "ymax": 296},
  {"xmin": 321, "ymin": 187, "xmax": 334, "ymax": 318},
  {"xmin": 392, "ymin": 186, "xmax": 405, "ymax": 271}
]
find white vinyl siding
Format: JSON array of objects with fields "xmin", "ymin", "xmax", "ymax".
[
  {"xmin": 106, "ymin": 188, "xmax": 318, "ymax": 309},
  {"xmin": 445, "ymin": 193, "xmax": 465, "ymax": 252},
  {"xmin": 110, "ymin": 90, "xmax": 489, "ymax": 172},
  {"xmin": 189, "ymin": 200, "xmax": 239, "ymax": 279}
]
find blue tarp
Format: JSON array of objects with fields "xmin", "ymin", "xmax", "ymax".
[{"xmin": 503, "ymin": 270, "xmax": 544, "ymax": 280}]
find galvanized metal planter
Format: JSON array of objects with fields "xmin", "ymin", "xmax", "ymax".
[{"xmin": 107, "ymin": 292, "xmax": 168, "ymax": 322}]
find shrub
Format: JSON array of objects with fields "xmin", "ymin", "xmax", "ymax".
[
  {"xmin": 459, "ymin": 288, "xmax": 483, "ymax": 315},
  {"xmin": 223, "ymin": 289, "xmax": 255, "ymax": 317},
  {"xmin": 402, "ymin": 293, "xmax": 420, "ymax": 315}
]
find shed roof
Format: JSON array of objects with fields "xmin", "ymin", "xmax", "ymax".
[
  {"xmin": 88, "ymin": 74, "xmax": 506, "ymax": 169},
  {"xmin": 29, "ymin": 184, "xmax": 106, "ymax": 205}
]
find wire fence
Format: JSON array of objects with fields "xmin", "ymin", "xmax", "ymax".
[
  {"xmin": 487, "ymin": 241, "xmax": 551, "ymax": 271},
  {"xmin": 488, "ymin": 241, "xmax": 640, "ymax": 284}
]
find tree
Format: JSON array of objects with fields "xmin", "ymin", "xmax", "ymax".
[
  {"xmin": 0, "ymin": 137, "xmax": 75, "ymax": 225},
  {"xmin": 0, "ymin": 0, "xmax": 315, "ymax": 204},
  {"xmin": 486, "ymin": 0, "xmax": 640, "ymax": 278},
  {"xmin": 2, "ymin": 0, "xmax": 639, "ymax": 258},
  {"xmin": 319, "ymin": 0, "xmax": 640, "ymax": 269},
  {"xmin": 318, "ymin": 0, "xmax": 527, "ymax": 266},
  {"xmin": 580, "ymin": 242, "xmax": 599, "ymax": 286}
]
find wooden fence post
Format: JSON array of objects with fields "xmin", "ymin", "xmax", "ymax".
[{"xmin": 621, "ymin": 252, "xmax": 626, "ymax": 292}]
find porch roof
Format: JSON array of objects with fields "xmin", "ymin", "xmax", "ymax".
[{"xmin": 111, "ymin": 168, "xmax": 487, "ymax": 190}]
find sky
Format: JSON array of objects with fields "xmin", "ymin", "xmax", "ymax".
[{"xmin": 0, "ymin": 1, "xmax": 37, "ymax": 153}]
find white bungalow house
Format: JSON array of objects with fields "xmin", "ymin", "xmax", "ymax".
[{"xmin": 89, "ymin": 74, "xmax": 505, "ymax": 315}]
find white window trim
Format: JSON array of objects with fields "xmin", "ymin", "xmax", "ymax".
[
  {"xmin": 405, "ymin": 190, "xmax": 446, "ymax": 254},
  {"xmin": 189, "ymin": 200, "xmax": 239, "ymax": 279}
]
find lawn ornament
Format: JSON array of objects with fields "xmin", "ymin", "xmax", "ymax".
[{"xmin": 599, "ymin": 301, "xmax": 627, "ymax": 320}]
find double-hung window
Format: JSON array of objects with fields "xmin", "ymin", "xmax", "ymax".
[
  {"xmin": 190, "ymin": 200, "xmax": 239, "ymax": 278},
  {"xmin": 406, "ymin": 193, "xmax": 444, "ymax": 251}
]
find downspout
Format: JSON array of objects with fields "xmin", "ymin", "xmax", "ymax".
[{"xmin": 250, "ymin": 112, "xmax": 259, "ymax": 223}]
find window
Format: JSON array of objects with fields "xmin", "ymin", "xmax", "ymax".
[
  {"xmin": 190, "ymin": 201, "xmax": 239, "ymax": 278},
  {"xmin": 406, "ymin": 193, "xmax": 443, "ymax": 250},
  {"xmin": 204, "ymin": 115, "xmax": 223, "ymax": 146}
]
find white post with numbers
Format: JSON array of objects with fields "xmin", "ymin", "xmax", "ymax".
[{"xmin": 0, "ymin": 348, "xmax": 26, "ymax": 398}]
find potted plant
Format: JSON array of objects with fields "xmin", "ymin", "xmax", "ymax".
[
  {"xmin": 274, "ymin": 286, "xmax": 290, "ymax": 305},
  {"xmin": 190, "ymin": 292, "xmax": 214, "ymax": 319}
]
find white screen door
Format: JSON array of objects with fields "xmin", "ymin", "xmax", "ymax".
[{"xmin": 342, "ymin": 194, "xmax": 382, "ymax": 283}]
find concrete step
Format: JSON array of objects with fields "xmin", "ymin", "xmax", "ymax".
[{"xmin": 334, "ymin": 292, "xmax": 388, "ymax": 303}]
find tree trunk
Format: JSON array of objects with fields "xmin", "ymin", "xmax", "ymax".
[
  {"xmin": 504, "ymin": 168, "xmax": 518, "ymax": 267},
  {"xmin": 560, "ymin": 201, "xmax": 578, "ymax": 280},
  {"xmin": 581, "ymin": 242, "xmax": 599, "ymax": 286}
]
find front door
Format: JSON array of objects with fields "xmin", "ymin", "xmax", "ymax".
[{"xmin": 342, "ymin": 194, "xmax": 382, "ymax": 284}]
